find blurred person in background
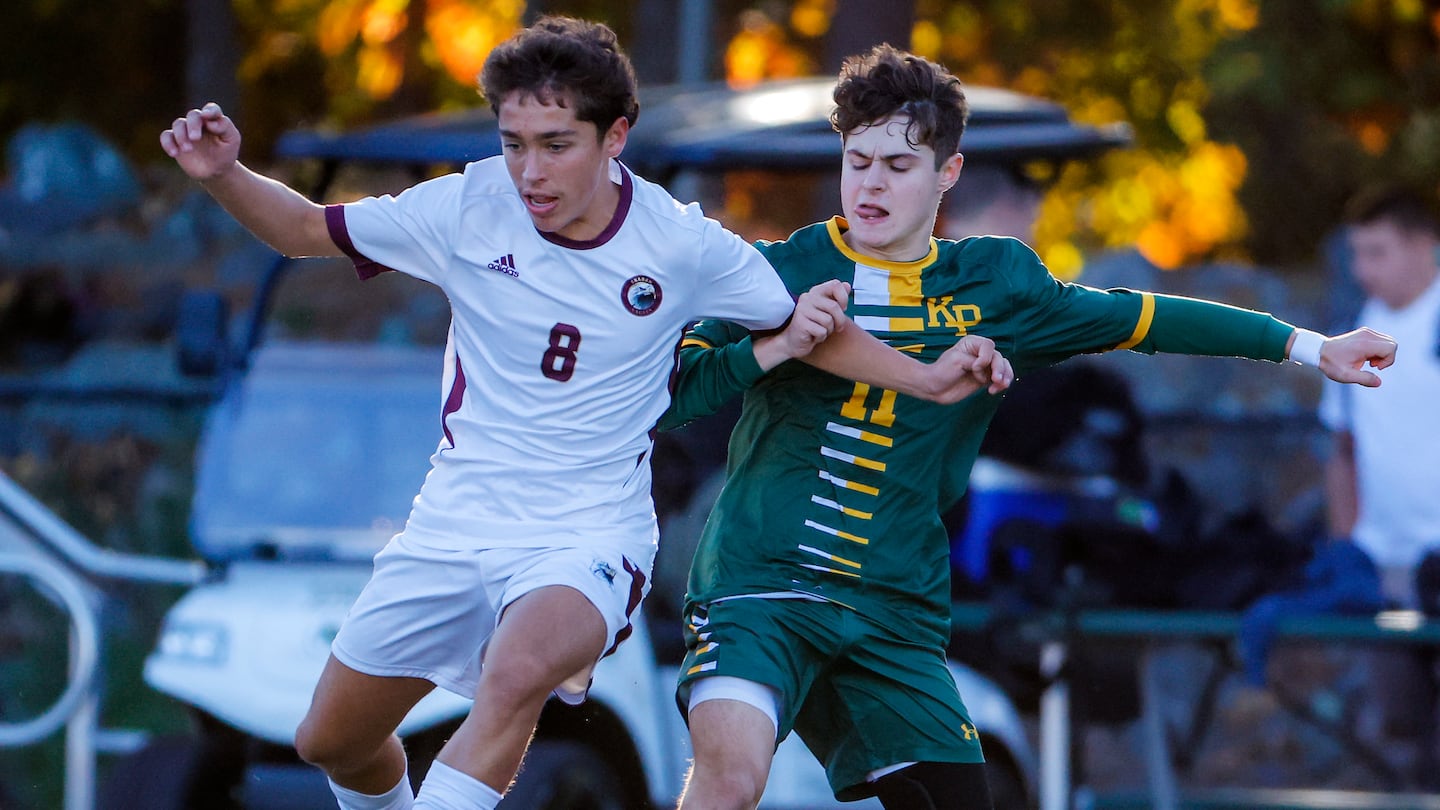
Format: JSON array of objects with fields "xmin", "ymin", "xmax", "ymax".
[{"xmin": 1323, "ymin": 183, "xmax": 1440, "ymax": 781}]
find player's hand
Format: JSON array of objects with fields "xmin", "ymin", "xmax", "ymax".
[
  {"xmin": 754, "ymin": 279, "xmax": 851, "ymax": 369},
  {"xmin": 1319, "ymin": 327, "xmax": 1396, "ymax": 388},
  {"xmin": 922, "ymin": 335, "xmax": 1014, "ymax": 403},
  {"xmin": 160, "ymin": 102, "xmax": 241, "ymax": 181}
]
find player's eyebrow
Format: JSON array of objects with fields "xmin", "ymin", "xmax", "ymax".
[
  {"xmin": 845, "ymin": 147, "xmax": 919, "ymax": 162},
  {"xmin": 500, "ymin": 128, "xmax": 579, "ymax": 141}
]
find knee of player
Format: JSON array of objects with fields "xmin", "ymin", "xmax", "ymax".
[
  {"xmin": 293, "ymin": 716, "xmax": 357, "ymax": 771},
  {"xmin": 686, "ymin": 764, "xmax": 768, "ymax": 810},
  {"xmin": 476, "ymin": 653, "xmax": 567, "ymax": 707}
]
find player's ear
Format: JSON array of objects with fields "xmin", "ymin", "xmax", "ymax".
[
  {"xmin": 603, "ymin": 116, "xmax": 629, "ymax": 159},
  {"xmin": 939, "ymin": 152, "xmax": 964, "ymax": 193}
]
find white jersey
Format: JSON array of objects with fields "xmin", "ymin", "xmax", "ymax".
[
  {"xmin": 1320, "ymin": 277, "xmax": 1440, "ymax": 571},
  {"xmin": 328, "ymin": 157, "xmax": 794, "ymax": 548}
]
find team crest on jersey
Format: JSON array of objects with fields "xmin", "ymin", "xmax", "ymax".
[
  {"xmin": 592, "ymin": 560, "xmax": 617, "ymax": 587},
  {"xmin": 621, "ymin": 275, "xmax": 663, "ymax": 316}
]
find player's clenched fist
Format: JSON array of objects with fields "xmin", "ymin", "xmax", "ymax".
[
  {"xmin": 1317, "ymin": 326, "xmax": 1397, "ymax": 388},
  {"xmin": 923, "ymin": 334, "xmax": 1014, "ymax": 403},
  {"xmin": 753, "ymin": 279, "xmax": 853, "ymax": 369},
  {"xmin": 160, "ymin": 102, "xmax": 241, "ymax": 181}
]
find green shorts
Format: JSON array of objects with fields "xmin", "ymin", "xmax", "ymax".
[{"xmin": 675, "ymin": 596, "xmax": 985, "ymax": 800}]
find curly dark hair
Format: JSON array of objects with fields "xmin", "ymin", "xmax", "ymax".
[
  {"xmin": 479, "ymin": 16, "xmax": 640, "ymax": 138},
  {"xmin": 830, "ymin": 45, "xmax": 968, "ymax": 169}
]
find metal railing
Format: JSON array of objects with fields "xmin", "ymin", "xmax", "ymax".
[{"xmin": 0, "ymin": 468, "xmax": 207, "ymax": 810}]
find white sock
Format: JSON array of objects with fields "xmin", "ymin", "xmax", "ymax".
[
  {"xmin": 328, "ymin": 771, "xmax": 414, "ymax": 810},
  {"xmin": 413, "ymin": 760, "xmax": 503, "ymax": 810}
]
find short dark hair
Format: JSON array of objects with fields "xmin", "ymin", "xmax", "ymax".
[
  {"xmin": 479, "ymin": 16, "xmax": 640, "ymax": 138},
  {"xmin": 830, "ymin": 45, "xmax": 969, "ymax": 170},
  {"xmin": 1344, "ymin": 183, "xmax": 1439, "ymax": 237}
]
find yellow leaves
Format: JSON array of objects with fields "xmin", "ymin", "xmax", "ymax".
[
  {"xmin": 1013, "ymin": 66, "xmax": 1051, "ymax": 99},
  {"xmin": 1110, "ymin": 143, "xmax": 1246, "ymax": 268},
  {"xmin": 1043, "ymin": 241, "xmax": 1085, "ymax": 280},
  {"xmin": 313, "ymin": 0, "xmax": 523, "ymax": 101},
  {"xmin": 1216, "ymin": 0, "xmax": 1259, "ymax": 32},
  {"xmin": 318, "ymin": 0, "xmax": 365, "ymax": 56},
  {"xmin": 361, "ymin": 0, "xmax": 408, "ymax": 45},
  {"xmin": 357, "ymin": 44, "xmax": 404, "ymax": 98},
  {"xmin": 1394, "ymin": 0, "xmax": 1426, "ymax": 24},
  {"xmin": 941, "ymin": 4, "xmax": 986, "ymax": 63},
  {"xmin": 1029, "ymin": 140, "xmax": 1249, "ymax": 274},
  {"xmin": 1353, "ymin": 119, "xmax": 1393, "ymax": 155},
  {"xmin": 725, "ymin": 10, "xmax": 813, "ymax": 87},
  {"xmin": 240, "ymin": 31, "xmax": 306, "ymax": 80},
  {"xmin": 790, "ymin": 0, "xmax": 834, "ymax": 39},
  {"xmin": 912, "ymin": 20, "xmax": 943, "ymax": 60},
  {"xmin": 426, "ymin": 0, "xmax": 523, "ymax": 85},
  {"xmin": 1166, "ymin": 98, "xmax": 1207, "ymax": 144}
]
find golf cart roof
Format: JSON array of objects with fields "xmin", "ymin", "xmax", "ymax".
[{"xmin": 275, "ymin": 77, "xmax": 1131, "ymax": 174}]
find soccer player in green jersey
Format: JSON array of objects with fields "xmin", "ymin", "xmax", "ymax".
[{"xmin": 662, "ymin": 45, "xmax": 1398, "ymax": 810}]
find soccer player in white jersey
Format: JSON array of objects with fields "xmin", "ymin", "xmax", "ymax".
[{"xmin": 161, "ymin": 15, "xmax": 1010, "ymax": 810}]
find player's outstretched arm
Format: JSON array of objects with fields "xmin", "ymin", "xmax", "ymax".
[
  {"xmin": 1289, "ymin": 326, "xmax": 1397, "ymax": 388},
  {"xmin": 160, "ymin": 102, "xmax": 336, "ymax": 258}
]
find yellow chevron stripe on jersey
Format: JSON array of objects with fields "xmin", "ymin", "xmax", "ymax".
[
  {"xmin": 799, "ymin": 544, "xmax": 862, "ymax": 569},
  {"xmin": 798, "ymin": 563, "xmax": 862, "ymax": 579},
  {"xmin": 686, "ymin": 661, "xmax": 717, "ymax": 675},
  {"xmin": 1115, "ymin": 292, "xmax": 1155, "ymax": 350},
  {"xmin": 819, "ymin": 470, "xmax": 880, "ymax": 496},
  {"xmin": 810, "ymin": 495, "xmax": 874, "ymax": 520},
  {"xmin": 805, "ymin": 518, "xmax": 869, "ymax": 545},
  {"xmin": 821, "ymin": 446, "xmax": 886, "ymax": 471},
  {"xmin": 680, "ymin": 336, "xmax": 715, "ymax": 350},
  {"xmin": 825, "ymin": 421, "xmax": 894, "ymax": 448}
]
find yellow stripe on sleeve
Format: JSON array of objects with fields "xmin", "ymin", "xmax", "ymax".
[
  {"xmin": 1114, "ymin": 293, "xmax": 1155, "ymax": 350},
  {"xmin": 680, "ymin": 337, "xmax": 715, "ymax": 350}
]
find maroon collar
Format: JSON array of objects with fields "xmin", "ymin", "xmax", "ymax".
[{"xmin": 537, "ymin": 162, "xmax": 634, "ymax": 250}]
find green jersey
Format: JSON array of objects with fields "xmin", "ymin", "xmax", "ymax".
[{"xmin": 663, "ymin": 217, "xmax": 1294, "ymax": 645}]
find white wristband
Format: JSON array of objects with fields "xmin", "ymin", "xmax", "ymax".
[{"xmin": 1289, "ymin": 328, "xmax": 1325, "ymax": 367}]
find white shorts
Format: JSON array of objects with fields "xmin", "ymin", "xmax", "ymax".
[{"xmin": 331, "ymin": 530, "xmax": 656, "ymax": 699}]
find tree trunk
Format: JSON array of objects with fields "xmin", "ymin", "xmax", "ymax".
[
  {"xmin": 823, "ymin": 0, "xmax": 915, "ymax": 73},
  {"xmin": 184, "ymin": 0, "xmax": 240, "ymax": 111},
  {"xmin": 631, "ymin": 0, "xmax": 681, "ymax": 85}
]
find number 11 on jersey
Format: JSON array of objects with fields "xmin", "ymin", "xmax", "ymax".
[{"xmin": 840, "ymin": 382, "xmax": 897, "ymax": 427}]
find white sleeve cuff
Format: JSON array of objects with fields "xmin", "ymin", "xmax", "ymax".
[{"xmin": 1289, "ymin": 328, "xmax": 1326, "ymax": 367}]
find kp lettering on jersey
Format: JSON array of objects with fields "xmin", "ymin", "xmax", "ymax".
[
  {"xmin": 926, "ymin": 296, "xmax": 981, "ymax": 335},
  {"xmin": 621, "ymin": 275, "xmax": 663, "ymax": 316}
]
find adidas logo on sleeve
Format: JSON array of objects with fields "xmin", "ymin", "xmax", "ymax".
[{"xmin": 486, "ymin": 254, "xmax": 519, "ymax": 277}]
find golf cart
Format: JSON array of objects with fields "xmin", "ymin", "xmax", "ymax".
[{"xmin": 123, "ymin": 77, "xmax": 1130, "ymax": 809}]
